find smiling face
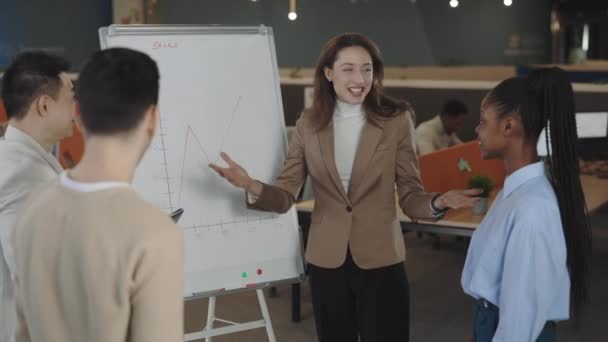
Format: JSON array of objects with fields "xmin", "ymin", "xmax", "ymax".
[
  {"xmin": 323, "ymin": 46, "xmax": 373, "ymax": 105},
  {"xmin": 44, "ymin": 72, "xmax": 76, "ymax": 139}
]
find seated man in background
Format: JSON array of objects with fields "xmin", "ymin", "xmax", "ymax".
[
  {"xmin": 13, "ymin": 48, "xmax": 184, "ymax": 342},
  {"xmin": 416, "ymin": 99, "xmax": 468, "ymax": 155},
  {"xmin": 0, "ymin": 51, "xmax": 74, "ymax": 342}
]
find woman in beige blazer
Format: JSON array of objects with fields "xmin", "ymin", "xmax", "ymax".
[{"xmin": 210, "ymin": 33, "xmax": 479, "ymax": 342}]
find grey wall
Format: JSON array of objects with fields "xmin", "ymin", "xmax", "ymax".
[
  {"xmin": 0, "ymin": 0, "xmax": 112, "ymax": 69},
  {"xmin": 0, "ymin": 0, "xmax": 552, "ymax": 69},
  {"xmin": 0, "ymin": 1, "xmax": 19, "ymax": 67},
  {"xmin": 158, "ymin": 0, "xmax": 552, "ymax": 67}
]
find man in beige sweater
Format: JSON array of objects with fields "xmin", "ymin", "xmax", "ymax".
[{"xmin": 13, "ymin": 48, "xmax": 184, "ymax": 342}]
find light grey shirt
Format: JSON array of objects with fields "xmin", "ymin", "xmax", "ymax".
[{"xmin": 0, "ymin": 126, "xmax": 63, "ymax": 342}]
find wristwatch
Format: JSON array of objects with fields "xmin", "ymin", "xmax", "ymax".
[{"xmin": 430, "ymin": 193, "xmax": 448, "ymax": 214}]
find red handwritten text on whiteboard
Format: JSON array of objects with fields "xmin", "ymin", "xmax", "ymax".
[{"xmin": 153, "ymin": 41, "xmax": 178, "ymax": 49}]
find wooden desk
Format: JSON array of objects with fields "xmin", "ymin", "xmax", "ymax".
[
  {"xmin": 296, "ymin": 194, "xmax": 483, "ymax": 237},
  {"xmin": 581, "ymin": 174, "xmax": 608, "ymax": 214},
  {"xmin": 296, "ymin": 175, "xmax": 608, "ymax": 238}
]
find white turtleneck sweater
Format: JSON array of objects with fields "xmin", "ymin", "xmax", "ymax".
[
  {"xmin": 247, "ymin": 100, "xmax": 365, "ymax": 203},
  {"xmin": 333, "ymin": 100, "xmax": 366, "ymax": 192}
]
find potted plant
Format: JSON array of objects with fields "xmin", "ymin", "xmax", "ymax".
[{"xmin": 468, "ymin": 175, "xmax": 494, "ymax": 215}]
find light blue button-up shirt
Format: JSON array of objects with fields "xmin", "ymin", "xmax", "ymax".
[{"xmin": 461, "ymin": 161, "xmax": 570, "ymax": 342}]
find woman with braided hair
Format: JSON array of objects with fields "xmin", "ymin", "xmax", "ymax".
[{"xmin": 461, "ymin": 67, "xmax": 592, "ymax": 342}]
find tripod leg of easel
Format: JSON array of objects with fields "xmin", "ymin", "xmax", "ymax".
[
  {"xmin": 256, "ymin": 289, "xmax": 276, "ymax": 342},
  {"xmin": 205, "ymin": 296, "xmax": 216, "ymax": 342}
]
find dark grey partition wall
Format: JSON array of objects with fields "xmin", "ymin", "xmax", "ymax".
[{"xmin": 280, "ymin": 85, "xmax": 305, "ymax": 126}]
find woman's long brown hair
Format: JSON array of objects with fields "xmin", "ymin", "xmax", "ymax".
[{"xmin": 310, "ymin": 33, "xmax": 411, "ymax": 130}]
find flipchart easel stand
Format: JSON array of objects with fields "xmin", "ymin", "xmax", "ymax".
[{"xmin": 184, "ymin": 288, "xmax": 276, "ymax": 342}]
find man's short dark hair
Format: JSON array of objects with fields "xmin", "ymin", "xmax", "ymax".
[
  {"xmin": 76, "ymin": 48, "xmax": 159, "ymax": 135},
  {"xmin": 1, "ymin": 51, "xmax": 70, "ymax": 120},
  {"xmin": 440, "ymin": 99, "xmax": 468, "ymax": 118}
]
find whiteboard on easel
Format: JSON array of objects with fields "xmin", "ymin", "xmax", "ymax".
[{"xmin": 99, "ymin": 25, "xmax": 305, "ymax": 298}]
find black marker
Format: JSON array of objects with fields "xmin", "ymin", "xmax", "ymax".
[{"xmin": 170, "ymin": 208, "xmax": 184, "ymax": 223}]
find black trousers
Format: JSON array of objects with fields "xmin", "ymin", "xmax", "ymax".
[{"xmin": 308, "ymin": 251, "xmax": 410, "ymax": 342}]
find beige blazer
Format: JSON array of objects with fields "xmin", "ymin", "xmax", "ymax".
[{"xmin": 249, "ymin": 110, "xmax": 439, "ymax": 269}]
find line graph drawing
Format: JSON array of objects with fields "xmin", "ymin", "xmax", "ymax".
[
  {"xmin": 182, "ymin": 214, "xmax": 279, "ymax": 231},
  {"xmin": 177, "ymin": 96, "xmax": 243, "ymax": 206},
  {"xmin": 150, "ymin": 92, "xmax": 285, "ymax": 234},
  {"xmin": 158, "ymin": 116, "xmax": 174, "ymax": 211},
  {"xmin": 183, "ymin": 213, "xmax": 285, "ymax": 241}
]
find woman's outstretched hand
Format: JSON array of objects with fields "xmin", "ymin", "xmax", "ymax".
[
  {"xmin": 209, "ymin": 152, "xmax": 252, "ymax": 189},
  {"xmin": 433, "ymin": 189, "xmax": 483, "ymax": 210},
  {"xmin": 209, "ymin": 152, "xmax": 262, "ymax": 196}
]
